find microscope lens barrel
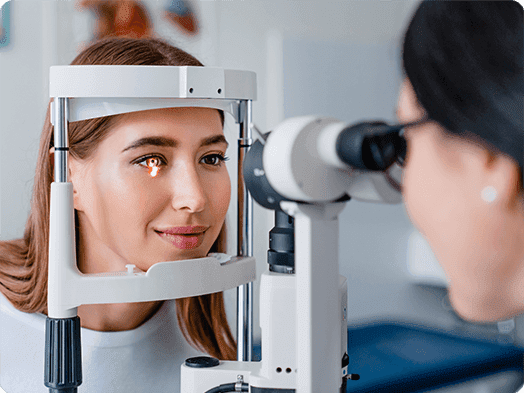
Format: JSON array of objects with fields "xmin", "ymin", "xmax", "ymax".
[{"xmin": 268, "ymin": 210, "xmax": 295, "ymax": 273}]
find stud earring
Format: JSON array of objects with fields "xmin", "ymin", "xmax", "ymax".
[{"xmin": 481, "ymin": 186, "xmax": 497, "ymax": 203}]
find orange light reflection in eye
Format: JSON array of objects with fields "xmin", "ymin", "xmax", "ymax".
[
  {"xmin": 149, "ymin": 166, "xmax": 159, "ymax": 177},
  {"xmin": 147, "ymin": 158, "xmax": 160, "ymax": 178}
]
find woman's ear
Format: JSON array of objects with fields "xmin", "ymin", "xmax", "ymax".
[{"xmin": 49, "ymin": 147, "xmax": 55, "ymax": 173}]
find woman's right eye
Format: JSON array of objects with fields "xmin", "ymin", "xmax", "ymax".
[{"xmin": 134, "ymin": 155, "xmax": 167, "ymax": 178}]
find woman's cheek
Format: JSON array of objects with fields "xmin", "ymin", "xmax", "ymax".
[
  {"xmin": 122, "ymin": 176, "xmax": 161, "ymax": 215},
  {"xmin": 219, "ymin": 173, "xmax": 232, "ymax": 216}
]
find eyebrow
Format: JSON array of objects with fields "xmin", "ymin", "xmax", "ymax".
[{"xmin": 121, "ymin": 134, "xmax": 229, "ymax": 153}]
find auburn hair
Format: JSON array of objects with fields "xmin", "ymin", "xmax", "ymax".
[{"xmin": 0, "ymin": 37, "xmax": 236, "ymax": 360}]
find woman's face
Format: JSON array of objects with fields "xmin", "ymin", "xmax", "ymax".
[
  {"xmin": 68, "ymin": 107, "xmax": 231, "ymax": 273},
  {"xmin": 397, "ymin": 78, "xmax": 524, "ymax": 321}
]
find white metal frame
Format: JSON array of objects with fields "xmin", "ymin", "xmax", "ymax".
[{"xmin": 48, "ymin": 65, "xmax": 256, "ymax": 361}]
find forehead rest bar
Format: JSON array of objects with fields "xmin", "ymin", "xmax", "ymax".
[{"xmin": 49, "ymin": 65, "xmax": 257, "ymax": 124}]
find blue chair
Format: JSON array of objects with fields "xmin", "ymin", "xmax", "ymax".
[{"xmin": 345, "ymin": 322, "xmax": 524, "ymax": 392}]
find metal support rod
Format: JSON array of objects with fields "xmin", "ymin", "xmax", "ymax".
[
  {"xmin": 236, "ymin": 100, "xmax": 254, "ymax": 362},
  {"xmin": 53, "ymin": 97, "xmax": 69, "ymax": 183},
  {"xmin": 46, "ymin": 97, "xmax": 82, "ymax": 393}
]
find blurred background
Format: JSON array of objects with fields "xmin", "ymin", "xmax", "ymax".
[{"xmin": 1, "ymin": 1, "xmax": 523, "ymax": 392}]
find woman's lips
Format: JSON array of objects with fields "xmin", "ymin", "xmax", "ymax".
[
  {"xmin": 156, "ymin": 231, "xmax": 205, "ymax": 250},
  {"xmin": 157, "ymin": 225, "xmax": 209, "ymax": 234}
]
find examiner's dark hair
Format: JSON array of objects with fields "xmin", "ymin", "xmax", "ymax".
[{"xmin": 402, "ymin": 0, "xmax": 523, "ymax": 183}]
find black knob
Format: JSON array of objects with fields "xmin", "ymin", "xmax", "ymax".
[
  {"xmin": 185, "ymin": 356, "xmax": 220, "ymax": 368},
  {"xmin": 45, "ymin": 317, "xmax": 83, "ymax": 391},
  {"xmin": 342, "ymin": 352, "xmax": 349, "ymax": 368}
]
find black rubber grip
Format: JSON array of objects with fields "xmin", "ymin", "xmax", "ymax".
[{"xmin": 44, "ymin": 317, "xmax": 82, "ymax": 392}]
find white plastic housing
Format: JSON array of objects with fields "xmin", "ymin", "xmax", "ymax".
[
  {"xmin": 263, "ymin": 116, "xmax": 351, "ymax": 202},
  {"xmin": 258, "ymin": 271, "xmax": 297, "ymax": 388},
  {"xmin": 281, "ymin": 201, "xmax": 345, "ymax": 393},
  {"xmin": 263, "ymin": 116, "xmax": 403, "ymax": 204},
  {"xmin": 181, "ymin": 361, "xmax": 259, "ymax": 393},
  {"xmin": 49, "ymin": 66, "xmax": 257, "ymax": 123},
  {"xmin": 180, "ymin": 270, "xmax": 349, "ymax": 392}
]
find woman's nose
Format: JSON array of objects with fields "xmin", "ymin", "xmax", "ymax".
[{"xmin": 170, "ymin": 165, "xmax": 206, "ymax": 213}]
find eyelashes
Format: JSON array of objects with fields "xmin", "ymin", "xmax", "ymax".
[
  {"xmin": 134, "ymin": 153, "xmax": 229, "ymax": 178},
  {"xmin": 200, "ymin": 153, "xmax": 230, "ymax": 166}
]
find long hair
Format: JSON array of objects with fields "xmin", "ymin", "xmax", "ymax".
[
  {"xmin": 0, "ymin": 37, "xmax": 236, "ymax": 360},
  {"xmin": 402, "ymin": 0, "xmax": 523, "ymax": 185}
]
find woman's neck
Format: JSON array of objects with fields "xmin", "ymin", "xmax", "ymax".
[{"xmin": 77, "ymin": 300, "xmax": 164, "ymax": 332}]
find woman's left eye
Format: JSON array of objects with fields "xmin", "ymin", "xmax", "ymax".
[{"xmin": 201, "ymin": 154, "xmax": 229, "ymax": 166}]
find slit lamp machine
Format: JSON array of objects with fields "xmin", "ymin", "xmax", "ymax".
[{"xmin": 46, "ymin": 65, "xmax": 412, "ymax": 393}]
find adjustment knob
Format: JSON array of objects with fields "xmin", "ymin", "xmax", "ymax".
[{"xmin": 185, "ymin": 356, "xmax": 220, "ymax": 368}]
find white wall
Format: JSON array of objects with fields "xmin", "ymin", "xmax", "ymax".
[{"xmin": 0, "ymin": 1, "xmax": 53, "ymax": 240}]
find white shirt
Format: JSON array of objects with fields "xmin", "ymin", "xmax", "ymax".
[{"xmin": 0, "ymin": 293, "xmax": 207, "ymax": 393}]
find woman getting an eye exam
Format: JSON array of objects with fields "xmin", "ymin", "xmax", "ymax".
[
  {"xmin": 0, "ymin": 37, "xmax": 237, "ymax": 392},
  {"xmin": 0, "ymin": 0, "xmax": 522, "ymax": 392}
]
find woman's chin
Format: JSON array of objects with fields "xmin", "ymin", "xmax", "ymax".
[{"xmin": 146, "ymin": 250, "xmax": 210, "ymax": 266}]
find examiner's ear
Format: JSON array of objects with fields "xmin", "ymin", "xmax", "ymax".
[
  {"xmin": 49, "ymin": 147, "xmax": 83, "ymax": 212},
  {"xmin": 483, "ymin": 152, "xmax": 524, "ymax": 212},
  {"xmin": 397, "ymin": 78, "xmax": 426, "ymax": 124}
]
